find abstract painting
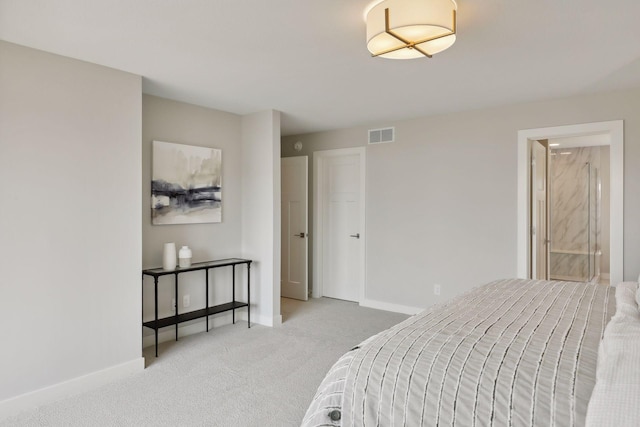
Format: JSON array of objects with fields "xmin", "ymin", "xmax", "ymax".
[{"xmin": 152, "ymin": 140, "xmax": 222, "ymax": 225}]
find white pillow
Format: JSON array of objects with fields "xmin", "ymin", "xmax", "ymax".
[
  {"xmin": 615, "ymin": 281, "xmax": 638, "ymax": 315},
  {"xmin": 587, "ymin": 282, "xmax": 640, "ymax": 426}
]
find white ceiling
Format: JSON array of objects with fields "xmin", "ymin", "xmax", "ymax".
[{"xmin": 2, "ymin": 0, "xmax": 640, "ymax": 136}]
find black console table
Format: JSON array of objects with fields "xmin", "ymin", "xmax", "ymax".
[{"xmin": 142, "ymin": 258, "xmax": 252, "ymax": 357}]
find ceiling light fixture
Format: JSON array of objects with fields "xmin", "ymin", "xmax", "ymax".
[{"xmin": 365, "ymin": 0, "xmax": 457, "ymax": 59}]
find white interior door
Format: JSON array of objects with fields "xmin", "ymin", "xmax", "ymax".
[
  {"xmin": 531, "ymin": 140, "xmax": 548, "ymax": 280},
  {"xmin": 316, "ymin": 149, "xmax": 365, "ymax": 302},
  {"xmin": 281, "ymin": 156, "xmax": 308, "ymax": 300}
]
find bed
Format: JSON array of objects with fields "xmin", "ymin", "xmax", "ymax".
[{"xmin": 301, "ymin": 278, "xmax": 640, "ymax": 427}]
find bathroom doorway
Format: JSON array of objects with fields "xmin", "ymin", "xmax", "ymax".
[{"xmin": 517, "ymin": 121, "xmax": 624, "ymax": 286}]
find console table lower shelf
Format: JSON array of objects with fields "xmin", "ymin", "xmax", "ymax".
[
  {"xmin": 142, "ymin": 258, "xmax": 252, "ymax": 357},
  {"xmin": 142, "ymin": 301, "xmax": 248, "ymax": 330}
]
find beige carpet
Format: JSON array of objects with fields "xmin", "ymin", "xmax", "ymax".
[{"xmin": 2, "ymin": 297, "xmax": 408, "ymax": 427}]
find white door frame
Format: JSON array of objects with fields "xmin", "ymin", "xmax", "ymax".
[
  {"xmin": 313, "ymin": 147, "xmax": 366, "ymax": 301},
  {"xmin": 517, "ymin": 120, "xmax": 624, "ymax": 285}
]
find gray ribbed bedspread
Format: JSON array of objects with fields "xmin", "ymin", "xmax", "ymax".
[{"xmin": 301, "ymin": 279, "xmax": 615, "ymax": 427}]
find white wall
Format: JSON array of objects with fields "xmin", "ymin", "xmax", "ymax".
[
  {"xmin": 141, "ymin": 95, "xmax": 244, "ymax": 344},
  {"xmin": 241, "ymin": 111, "xmax": 282, "ymax": 326},
  {"xmin": 282, "ymin": 88, "xmax": 640, "ymax": 310},
  {"xmin": 0, "ymin": 41, "xmax": 143, "ymax": 414}
]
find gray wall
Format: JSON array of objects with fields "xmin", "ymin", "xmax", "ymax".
[
  {"xmin": 282, "ymin": 88, "xmax": 640, "ymax": 309},
  {"xmin": 0, "ymin": 42, "xmax": 286, "ymax": 410},
  {"xmin": 141, "ymin": 95, "xmax": 243, "ymax": 343},
  {"xmin": 0, "ymin": 41, "xmax": 142, "ymax": 402},
  {"xmin": 241, "ymin": 111, "xmax": 282, "ymax": 326}
]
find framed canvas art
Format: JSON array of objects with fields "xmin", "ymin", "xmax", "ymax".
[{"xmin": 151, "ymin": 140, "xmax": 222, "ymax": 225}]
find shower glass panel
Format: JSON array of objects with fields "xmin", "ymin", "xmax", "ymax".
[{"xmin": 549, "ymin": 148, "xmax": 601, "ymax": 282}]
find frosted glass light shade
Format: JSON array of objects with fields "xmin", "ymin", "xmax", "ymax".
[{"xmin": 365, "ymin": 0, "xmax": 457, "ymax": 59}]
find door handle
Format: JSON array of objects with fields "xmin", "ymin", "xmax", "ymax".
[
  {"xmin": 350, "ymin": 233, "xmax": 360, "ymax": 239},
  {"xmin": 294, "ymin": 232, "xmax": 306, "ymax": 238}
]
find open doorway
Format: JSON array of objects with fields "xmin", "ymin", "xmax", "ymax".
[{"xmin": 517, "ymin": 121, "xmax": 624, "ymax": 285}]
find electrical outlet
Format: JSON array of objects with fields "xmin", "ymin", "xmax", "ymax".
[
  {"xmin": 183, "ymin": 294, "xmax": 190, "ymax": 308},
  {"xmin": 434, "ymin": 284, "xmax": 441, "ymax": 296},
  {"xmin": 171, "ymin": 298, "xmax": 176, "ymax": 312}
]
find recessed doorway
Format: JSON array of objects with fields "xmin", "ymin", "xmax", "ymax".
[{"xmin": 517, "ymin": 121, "xmax": 623, "ymax": 285}]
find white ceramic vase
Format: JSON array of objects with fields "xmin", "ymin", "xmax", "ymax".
[
  {"xmin": 163, "ymin": 243, "xmax": 177, "ymax": 270},
  {"xmin": 178, "ymin": 246, "xmax": 192, "ymax": 268}
]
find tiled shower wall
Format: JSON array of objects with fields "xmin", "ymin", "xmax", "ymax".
[{"xmin": 549, "ymin": 146, "xmax": 610, "ymax": 281}]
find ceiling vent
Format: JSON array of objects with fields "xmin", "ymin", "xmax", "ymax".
[{"xmin": 368, "ymin": 127, "xmax": 395, "ymax": 145}]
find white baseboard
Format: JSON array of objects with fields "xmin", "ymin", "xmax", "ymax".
[
  {"xmin": 224, "ymin": 311, "xmax": 280, "ymax": 327},
  {"xmin": 0, "ymin": 357, "xmax": 144, "ymax": 421},
  {"xmin": 360, "ymin": 299, "xmax": 424, "ymax": 315},
  {"xmin": 267, "ymin": 314, "xmax": 282, "ymax": 327}
]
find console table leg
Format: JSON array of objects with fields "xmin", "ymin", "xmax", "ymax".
[
  {"xmin": 174, "ymin": 273, "xmax": 179, "ymax": 341},
  {"xmin": 247, "ymin": 263, "xmax": 251, "ymax": 328},
  {"xmin": 232, "ymin": 265, "xmax": 236, "ymax": 324},
  {"xmin": 206, "ymin": 269, "xmax": 209, "ymax": 332},
  {"xmin": 141, "ymin": 273, "xmax": 144, "ymax": 355},
  {"xmin": 154, "ymin": 277, "xmax": 159, "ymax": 357}
]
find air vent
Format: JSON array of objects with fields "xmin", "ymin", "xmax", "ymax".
[{"xmin": 368, "ymin": 127, "xmax": 395, "ymax": 145}]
